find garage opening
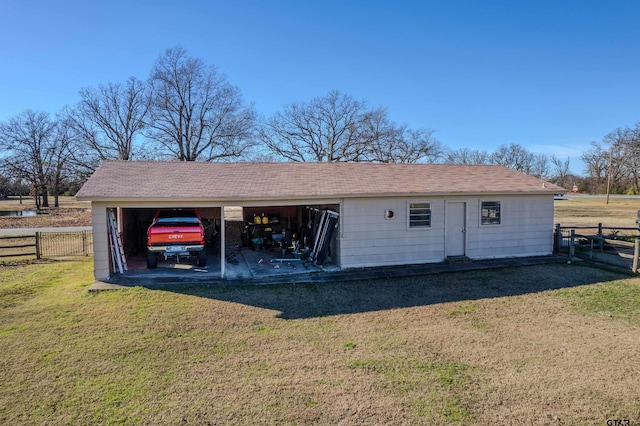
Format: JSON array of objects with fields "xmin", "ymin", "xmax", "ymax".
[
  {"xmin": 111, "ymin": 207, "xmax": 223, "ymax": 278},
  {"xmin": 223, "ymin": 204, "xmax": 341, "ymax": 280},
  {"xmin": 106, "ymin": 203, "xmax": 340, "ymax": 281}
]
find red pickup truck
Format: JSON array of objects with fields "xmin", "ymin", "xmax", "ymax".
[{"xmin": 146, "ymin": 209, "xmax": 206, "ymax": 269}]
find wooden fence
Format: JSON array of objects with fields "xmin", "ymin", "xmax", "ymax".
[
  {"xmin": 554, "ymin": 220, "xmax": 640, "ymax": 273},
  {"xmin": 0, "ymin": 234, "xmax": 38, "ymax": 259},
  {"xmin": 0, "ymin": 231, "xmax": 93, "ymax": 260}
]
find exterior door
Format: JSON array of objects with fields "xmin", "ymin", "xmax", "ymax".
[{"xmin": 446, "ymin": 202, "xmax": 466, "ymax": 257}]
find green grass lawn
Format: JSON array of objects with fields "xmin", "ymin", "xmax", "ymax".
[
  {"xmin": 2, "ymin": 258, "xmax": 640, "ymax": 425},
  {"xmin": 557, "ymin": 278, "xmax": 640, "ymax": 326}
]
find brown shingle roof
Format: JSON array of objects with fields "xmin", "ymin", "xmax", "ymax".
[{"xmin": 76, "ymin": 161, "xmax": 566, "ymax": 202}]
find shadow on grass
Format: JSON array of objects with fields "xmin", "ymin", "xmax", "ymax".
[{"xmin": 153, "ymin": 261, "xmax": 629, "ymax": 320}]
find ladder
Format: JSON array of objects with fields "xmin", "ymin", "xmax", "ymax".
[{"xmin": 107, "ymin": 208, "xmax": 128, "ymax": 274}]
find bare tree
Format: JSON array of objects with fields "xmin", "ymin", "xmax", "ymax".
[
  {"xmin": 49, "ymin": 117, "xmax": 75, "ymax": 207},
  {"xmin": 0, "ymin": 110, "xmax": 70, "ymax": 208},
  {"xmin": 531, "ymin": 153, "xmax": 550, "ymax": 179},
  {"xmin": 260, "ymin": 90, "xmax": 367, "ymax": 162},
  {"xmin": 370, "ymin": 126, "xmax": 442, "ymax": 163},
  {"xmin": 582, "ymin": 135, "xmax": 629, "ymax": 194},
  {"xmin": 550, "ymin": 154, "xmax": 571, "ymax": 188},
  {"xmin": 444, "ymin": 147, "xmax": 489, "ymax": 165},
  {"xmin": 147, "ymin": 46, "xmax": 256, "ymax": 161},
  {"xmin": 67, "ymin": 77, "xmax": 150, "ymax": 172},
  {"xmin": 616, "ymin": 123, "xmax": 640, "ymax": 193},
  {"xmin": 0, "ymin": 174, "xmax": 11, "ymax": 199},
  {"xmin": 260, "ymin": 90, "xmax": 440, "ymax": 163},
  {"xmin": 360, "ymin": 108, "xmax": 442, "ymax": 163},
  {"xmin": 581, "ymin": 141, "xmax": 610, "ymax": 193},
  {"xmin": 489, "ymin": 143, "xmax": 536, "ymax": 174}
]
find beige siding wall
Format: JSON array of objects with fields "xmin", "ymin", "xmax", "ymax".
[
  {"xmin": 339, "ymin": 195, "xmax": 555, "ymax": 268},
  {"xmin": 465, "ymin": 195, "xmax": 554, "ymax": 259},
  {"xmin": 340, "ymin": 198, "xmax": 446, "ymax": 268},
  {"xmin": 91, "ymin": 203, "xmax": 110, "ymax": 281}
]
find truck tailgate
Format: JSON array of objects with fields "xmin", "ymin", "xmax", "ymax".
[{"xmin": 148, "ymin": 225, "xmax": 203, "ymax": 246}]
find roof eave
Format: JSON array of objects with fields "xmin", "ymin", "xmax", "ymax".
[{"xmin": 76, "ymin": 189, "xmax": 560, "ymax": 204}]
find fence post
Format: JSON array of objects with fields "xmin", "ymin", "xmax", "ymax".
[
  {"xmin": 35, "ymin": 232, "xmax": 41, "ymax": 259},
  {"xmin": 598, "ymin": 223, "xmax": 604, "ymax": 252},
  {"xmin": 633, "ymin": 211, "xmax": 640, "ymax": 274},
  {"xmin": 82, "ymin": 231, "xmax": 87, "ymax": 256},
  {"xmin": 569, "ymin": 229, "xmax": 575, "ymax": 261},
  {"xmin": 554, "ymin": 223, "xmax": 561, "ymax": 254}
]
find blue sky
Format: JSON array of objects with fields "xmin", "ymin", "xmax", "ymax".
[{"xmin": 1, "ymin": 0, "xmax": 639, "ymax": 174}]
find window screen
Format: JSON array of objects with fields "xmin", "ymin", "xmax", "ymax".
[
  {"xmin": 409, "ymin": 203, "xmax": 431, "ymax": 228},
  {"xmin": 481, "ymin": 201, "xmax": 501, "ymax": 225}
]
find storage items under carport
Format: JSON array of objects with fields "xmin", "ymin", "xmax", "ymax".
[{"xmin": 241, "ymin": 207, "xmax": 339, "ymax": 266}]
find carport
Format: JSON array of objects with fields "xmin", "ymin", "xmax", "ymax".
[
  {"xmin": 75, "ymin": 161, "xmax": 342, "ymax": 282},
  {"xmin": 105, "ymin": 202, "xmax": 339, "ymax": 282}
]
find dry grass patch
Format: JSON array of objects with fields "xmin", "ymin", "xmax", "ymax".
[
  {"xmin": 2, "ymin": 259, "xmax": 640, "ymax": 424},
  {"xmin": 0, "ymin": 195, "xmax": 89, "ymax": 210},
  {"xmin": 0, "ymin": 196, "xmax": 91, "ymax": 229},
  {"xmin": 554, "ymin": 196, "xmax": 640, "ymax": 229},
  {"xmin": 0, "ymin": 207, "xmax": 92, "ymax": 229}
]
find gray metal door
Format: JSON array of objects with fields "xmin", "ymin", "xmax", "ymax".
[{"xmin": 446, "ymin": 202, "xmax": 466, "ymax": 257}]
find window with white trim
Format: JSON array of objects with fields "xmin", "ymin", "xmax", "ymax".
[
  {"xmin": 481, "ymin": 201, "xmax": 501, "ymax": 225},
  {"xmin": 409, "ymin": 202, "xmax": 431, "ymax": 228}
]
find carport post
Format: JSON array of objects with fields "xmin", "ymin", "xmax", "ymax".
[{"xmin": 220, "ymin": 208, "xmax": 226, "ymax": 279}]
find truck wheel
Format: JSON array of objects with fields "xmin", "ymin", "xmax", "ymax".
[
  {"xmin": 147, "ymin": 251, "xmax": 158, "ymax": 269},
  {"xmin": 197, "ymin": 249, "xmax": 207, "ymax": 267}
]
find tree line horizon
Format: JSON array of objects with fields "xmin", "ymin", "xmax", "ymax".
[{"xmin": 1, "ymin": 46, "xmax": 638, "ymax": 207}]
